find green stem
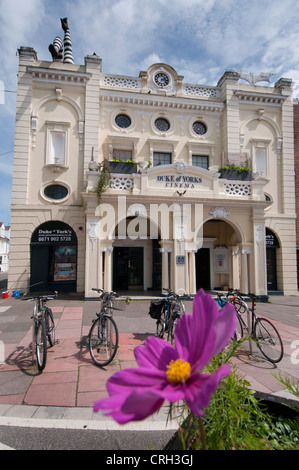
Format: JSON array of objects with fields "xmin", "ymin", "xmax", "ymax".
[{"xmin": 198, "ymin": 416, "xmax": 208, "ymax": 450}]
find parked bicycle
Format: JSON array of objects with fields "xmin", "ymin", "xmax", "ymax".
[
  {"xmin": 22, "ymin": 292, "xmax": 57, "ymax": 371},
  {"xmin": 222, "ymin": 290, "xmax": 284, "ymax": 363},
  {"xmin": 88, "ymin": 288, "xmax": 130, "ymax": 367},
  {"xmin": 148, "ymin": 288, "xmax": 190, "ymax": 344}
]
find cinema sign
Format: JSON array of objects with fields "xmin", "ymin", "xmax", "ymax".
[{"xmin": 156, "ymin": 174, "xmax": 203, "ymax": 189}]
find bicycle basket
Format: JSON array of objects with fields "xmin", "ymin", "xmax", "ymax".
[
  {"xmin": 148, "ymin": 299, "xmax": 166, "ymax": 319},
  {"xmin": 113, "ymin": 298, "xmax": 131, "ymax": 311}
]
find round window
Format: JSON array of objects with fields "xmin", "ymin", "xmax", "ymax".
[
  {"xmin": 155, "ymin": 117, "xmax": 170, "ymax": 132},
  {"xmin": 44, "ymin": 184, "xmax": 68, "ymax": 200},
  {"xmin": 115, "ymin": 114, "xmax": 132, "ymax": 129},
  {"xmin": 192, "ymin": 121, "xmax": 207, "ymax": 135}
]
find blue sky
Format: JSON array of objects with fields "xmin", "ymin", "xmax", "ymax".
[{"xmin": 1, "ymin": 0, "xmax": 299, "ymax": 225}]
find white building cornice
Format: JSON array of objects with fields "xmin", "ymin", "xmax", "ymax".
[
  {"xmin": 99, "ymin": 90, "xmax": 224, "ymax": 113},
  {"xmin": 234, "ymin": 89, "xmax": 287, "ymax": 106},
  {"xmin": 27, "ymin": 66, "xmax": 91, "ymax": 86}
]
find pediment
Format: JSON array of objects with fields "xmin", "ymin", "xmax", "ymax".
[{"xmin": 144, "ymin": 161, "xmax": 218, "ymax": 192}]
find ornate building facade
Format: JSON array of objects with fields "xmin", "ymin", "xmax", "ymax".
[{"xmin": 8, "ymin": 41, "xmax": 298, "ymax": 298}]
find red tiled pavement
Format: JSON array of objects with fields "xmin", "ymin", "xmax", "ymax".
[{"xmin": 0, "ymin": 297, "xmax": 298, "ymax": 408}]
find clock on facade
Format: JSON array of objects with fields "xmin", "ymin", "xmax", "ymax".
[{"xmin": 154, "ymin": 72, "xmax": 170, "ymax": 87}]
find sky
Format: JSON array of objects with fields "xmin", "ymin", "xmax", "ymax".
[{"xmin": 1, "ymin": 0, "xmax": 299, "ymax": 225}]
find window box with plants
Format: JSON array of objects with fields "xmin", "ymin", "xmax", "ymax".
[
  {"xmin": 109, "ymin": 159, "xmax": 137, "ymax": 174},
  {"xmin": 219, "ymin": 164, "xmax": 252, "ymax": 181}
]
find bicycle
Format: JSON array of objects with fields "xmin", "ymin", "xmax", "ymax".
[
  {"xmin": 229, "ymin": 291, "xmax": 284, "ymax": 363},
  {"xmin": 152, "ymin": 288, "xmax": 190, "ymax": 344},
  {"xmin": 216, "ymin": 290, "xmax": 248, "ymax": 341},
  {"xmin": 22, "ymin": 292, "xmax": 57, "ymax": 371},
  {"xmin": 88, "ymin": 288, "xmax": 130, "ymax": 367}
]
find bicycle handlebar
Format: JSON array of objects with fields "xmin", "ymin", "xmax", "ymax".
[
  {"xmin": 21, "ymin": 291, "xmax": 58, "ymax": 302},
  {"xmin": 92, "ymin": 288, "xmax": 119, "ymax": 298},
  {"xmin": 162, "ymin": 288, "xmax": 192, "ymax": 300}
]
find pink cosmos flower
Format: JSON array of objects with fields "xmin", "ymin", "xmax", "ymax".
[{"xmin": 94, "ymin": 289, "xmax": 236, "ymax": 424}]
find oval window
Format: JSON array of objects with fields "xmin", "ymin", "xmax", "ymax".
[
  {"xmin": 155, "ymin": 117, "xmax": 170, "ymax": 132},
  {"xmin": 44, "ymin": 184, "xmax": 68, "ymax": 200},
  {"xmin": 192, "ymin": 121, "xmax": 207, "ymax": 135},
  {"xmin": 115, "ymin": 114, "xmax": 132, "ymax": 129}
]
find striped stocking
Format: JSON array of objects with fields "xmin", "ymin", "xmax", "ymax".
[
  {"xmin": 48, "ymin": 36, "xmax": 63, "ymax": 60},
  {"xmin": 61, "ymin": 17, "xmax": 74, "ymax": 64}
]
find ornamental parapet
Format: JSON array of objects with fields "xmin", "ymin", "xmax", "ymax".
[{"xmin": 85, "ymin": 163, "xmax": 267, "ymax": 203}]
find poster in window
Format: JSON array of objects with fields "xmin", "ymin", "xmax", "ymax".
[
  {"xmin": 214, "ymin": 247, "xmax": 228, "ymax": 274},
  {"xmin": 54, "ymin": 263, "xmax": 76, "ymax": 281}
]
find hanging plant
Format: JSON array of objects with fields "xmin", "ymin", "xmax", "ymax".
[{"xmin": 96, "ymin": 159, "xmax": 111, "ymax": 204}]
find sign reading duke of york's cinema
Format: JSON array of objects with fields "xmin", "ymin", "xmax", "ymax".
[{"xmin": 156, "ymin": 174, "xmax": 202, "ymax": 189}]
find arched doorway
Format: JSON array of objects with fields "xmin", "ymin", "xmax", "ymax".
[
  {"xmin": 30, "ymin": 221, "xmax": 77, "ymax": 292},
  {"xmin": 112, "ymin": 216, "xmax": 162, "ymax": 292},
  {"xmin": 266, "ymin": 228, "xmax": 280, "ymax": 292},
  {"xmin": 195, "ymin": 219, "xmax": 241, "ymax": 292}
]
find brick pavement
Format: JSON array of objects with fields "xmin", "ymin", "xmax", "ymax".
[{"xmin": 0, "ymin": 294, "xmax": 298, "ymax": 413}]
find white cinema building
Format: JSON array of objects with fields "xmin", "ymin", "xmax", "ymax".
[{"xmin": 7, "ymin": 44, "xmax": 298, "ymax": 299}]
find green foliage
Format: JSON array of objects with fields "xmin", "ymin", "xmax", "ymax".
[
  {"xmin": 176, "ymin": 350, "xmax": 299, "ymax": 450},
  {"xmin": 96, "ymin": 159, "xmax": 111, "ymax": 204},
  {"xmin": 111, "ymin": 158, "xmax": 136, "ymax": 163},
  {"xmin": 220, "ymin": 163, "xmax": 251, "ymax": 174}
]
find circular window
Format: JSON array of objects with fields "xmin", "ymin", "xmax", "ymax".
[
  {"xmin": 44, "ymin": 184, "xmax": 69, "ymax": 200},
  {"xmin": 155, "ymin": 117, "xmax": 170, "ymax": 132},
  {"xmin": 192, "ymin": 121, "xmax": 207, "ymax": 135},
  {"xmin": 115, "ymin": 114, "xmax": 132, "ymax": 129}
]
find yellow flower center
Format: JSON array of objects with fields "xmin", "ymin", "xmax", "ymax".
[{"xmin": 166, "ymin": 358, "xmax": 191, "ymax": 384}]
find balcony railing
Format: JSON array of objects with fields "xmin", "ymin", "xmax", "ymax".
[{"xmin": 85, "ymin": 169, "xmax": 266, "ymax": 202}]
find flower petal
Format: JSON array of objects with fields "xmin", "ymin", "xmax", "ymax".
[
  {"xmin": 134, "ymin": 336, "xmax": 178, "ymax": 370},
  {"xmin": 212, "ymin": 301, "xmax": 237, "ymax": 356},
  {"xmin": 185, "ymin": 364, "xmax": 231, "ymax": 416},
  {"xmin": 175, "ymin": 290, "xmax": 217, "ymax": 368},
  {"xmin": 94, "ymin": 389, "xmax": 164, "ymax": 424},
  {"xmin": 106, "ymin": 367, "xmax": 165, "ymax": 396}
]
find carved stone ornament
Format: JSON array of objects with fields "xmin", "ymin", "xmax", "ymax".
[
  {"xmin": 238, "ymin": 71, "xmax": 275, "ymax": 85},
  {"xmin": 210, "ymin": 207, "xmax": 230, "ymax": 218},
  {"xmin": 127, "ymin": 203, "xmax": 147, "ymax": 217},
  {"xmin": 174, "ymin": 160, "xmax": 187, "ymax": 173},
  {"xmin": 255, "ymin": 224, "xmax": 265, "ymax": 245}
]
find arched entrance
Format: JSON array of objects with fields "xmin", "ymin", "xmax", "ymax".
[
  {"xmin": 30, "ymin": 221, "xmax": 77, "ymax": 292},
  {"xmin": 266, "ymin": 228, "xmax": 280, "ymax": 292},
  {"xmin": 112, "ymin": 216, "xmax": 162, "ymax": 292},
  {"xmin": 196, "ymin": 219, "xmax": 242, "ymax": 292}
]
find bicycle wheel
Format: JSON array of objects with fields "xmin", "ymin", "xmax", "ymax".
[
  {"xmin": 167, "ymin": 313, "xmax": 175, "ymax": 345},
  {"xmin": 232, "ymin": 298, "xmax": 247, "ymax": 315},
  {"xmin": 254, "ymin": 317, "xmax": 284, "ymax": 363},
  {"xmin": 156, "ymin": 309, "xmax": 167, "ymax": 338},
  {"xmin": 45, "ymin": 308, "xmax": 55, "ymax": 347},
  {"xmin": 89, "ymin": 315, "xmax": 119, "ymax": 367},
  {"xmin": 35, "ymin": 318, "xmax": 47, "ymax": 371},
  {"xmin": 234, "ymin": 314, "xmax": 244, "ymax": 341}
]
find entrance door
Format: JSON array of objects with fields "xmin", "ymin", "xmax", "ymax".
[
  {"xmin": 113, "ymin": 247, "xmax": 144, "ymax": 291},
  {"xmin": 30, "ymin": 221, "xmax": 77, "ymax": 292},
  {"xmin": 266, "ymin": 248, "xmax": 277, "ymax": 291},
  {"xmin": 195, "ymin": 248, "xmax": 211, "ymax": 291}
]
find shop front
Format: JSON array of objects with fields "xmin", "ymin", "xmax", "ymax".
[{"xmin": 30, "ymin": 221, "xmax": 78, "ymax": 292}]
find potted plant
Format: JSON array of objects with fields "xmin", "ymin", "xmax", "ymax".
[
  {"xmin": 219, "ymin": 164, "xmax": 252, "ymax": 181},
  {"xmin": 109, "ymin": 158, "xmax": 137, "ymax": 174},
  {"xmin": 96, "ymin": 159, "xmax": 111, "ymax": 204}
]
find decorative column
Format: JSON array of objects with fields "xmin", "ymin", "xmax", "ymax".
[
  {"xmin": 103, "ymin": 244, "xmax": 113, "ymax": 292},
  {"xmin": 231, "ymin": 247, "xmax": 240, "ymax": 290},
  {"xmin": 240, "ymin": 248, "xmax": 249, "ymax": 294},
  {"xmin": 188, "ymin": 250, "xmax": 196, "ymax": 294},
  {"xmin": 253, "ymin": 223, "xmax": 267, "ymax": 296},
  {"xmin": 160, "ymin": 243, "xmax": 172, "ymax": 292}
]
